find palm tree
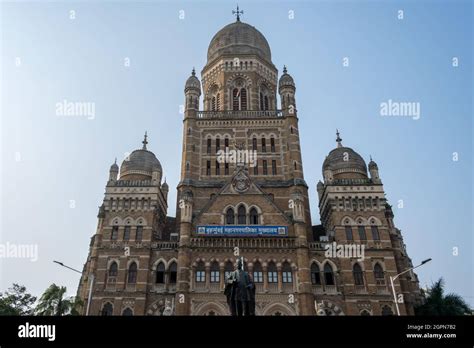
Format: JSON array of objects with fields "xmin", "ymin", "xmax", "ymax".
[
  {"xmin": 35, "ymin": 284, "xmax": 82, "ymax": 316},
  {"xmin": 415, "ymin": 278, "xmax": 471, "ymax": 316}
]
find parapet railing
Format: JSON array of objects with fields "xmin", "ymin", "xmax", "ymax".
[{"xmin": 196, "ymin": 110, "xmax": 283, "ymax": 119}]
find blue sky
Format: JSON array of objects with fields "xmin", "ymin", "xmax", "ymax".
[{"xmin": 1, "ymin": 0, "xmax": 472, "ymax": 306}]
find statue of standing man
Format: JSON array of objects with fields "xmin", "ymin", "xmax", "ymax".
[{"xmin": 224, "ymin": 257, "xmax": 256, "ymax": 316}]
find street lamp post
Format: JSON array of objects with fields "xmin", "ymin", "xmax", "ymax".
[
  {"xmin": 389, "ymin": 258, "xmax": 432, "ymax": 316},
  {"xmin": 53, "ymin": 260, "xmax": 94, "ymax": 316}
]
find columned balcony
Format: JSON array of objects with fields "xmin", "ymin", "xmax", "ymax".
[{"xmin": 196, "ymin": 110, "xmax": 283, "ymax": 119}]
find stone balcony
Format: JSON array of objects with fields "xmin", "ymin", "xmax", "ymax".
[
  {"xmin": 196, "ymin": 110, "xmax": 283, "ymax": 119},
  {"xmin": 190, "ymin": 237, "xmax": 296, "ymax": 249}
]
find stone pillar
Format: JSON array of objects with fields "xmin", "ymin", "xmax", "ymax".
[{"xmin": 175, "ymin": 190, "xmax": 193, "ymax": 315}]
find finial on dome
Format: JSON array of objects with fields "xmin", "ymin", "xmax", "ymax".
[
  {"xmin": 336, "ymin": 129, "xmax": 342, "ymax": 148},
  {"xmin": 370, "ymin": 155, "xmax": 373, "ymax": 162},
  {"xmin": 142, "ymin": 131, "xmax": 148, "ymax": 150},
  {"xmin": 114, "ymin": 157, "xmax": 117, "ymax": 165},
  {"xmin": 283, "ymin": 65, "xmax": 287, "ymax": 74},
  {"xmin": 232, "ymin": 5, "xmax": 243, "ymax": 22},
  {"xmin": 191, "ymin": 67, "xmax": 195, "ymax": 76}
]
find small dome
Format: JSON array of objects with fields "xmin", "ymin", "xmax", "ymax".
[
  {"xmin": 162, "ymin": 181, "xmax": 169, "ymax": 189},
  {"xmin": 185, "ymin": 68, "xmax": 201, "ymax": 92},
  {"xmin": 279, "ymin": 66, "xmax": 295, "ymax": 90},
  {"xmin": 322, "ymin": 147, "xmax": 367, "ymax": 178},
  {"xmin": 207, "ymin": 21, "xmax": 272, "ymax": 64},
  {"xmin": 119, "ymin": 133, "xmax": 163, "ymax": 181},
  {"xmin": 322, "ymin": 131, "xmax": 367, "ymax": 179},
  {"xmin": 110, "ymin": 160, "xmax": 119, "ymax": 172},
  {"xmin": 368, "ymin": 159, "xmax": 378, "ymax": 170}
]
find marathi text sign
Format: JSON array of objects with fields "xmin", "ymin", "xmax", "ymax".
[{"xmin": 196, "ymin": 225, "xmax": 288, "ymax": 237}]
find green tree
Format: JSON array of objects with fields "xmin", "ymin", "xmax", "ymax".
[
  {"xmin": 415, "ymin": 278, "xmax": 471, "ymax": 316},
  {"xmin": 35, "ymin": 284, "xmax": 83, "ymax": 316},
  {"xmin": 0, "ymin": 283, "xmax": 37, "ymax": 315}
]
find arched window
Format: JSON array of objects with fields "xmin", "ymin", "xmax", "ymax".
[
  {"xmin": 224, "ymin": 261, "xmax": 234, "ymax": 280},
  {"xmin": 267, "ymin": 262, "xmax": 277, "ymax": 283},
  {"xmin": 371, "ymin": 225, "xmax": 380, "ymax": 241},
  {"xmin": 195, "ymin": 261, "xmax": 205, "ymax": 283},
  {"xmin": 311, "ymin": 263, "xmax": 321, "ymax": 285},
  {"xmin": 381, "ymin": 305, "xmax": 394, "ymax": 316},
  {"xmin": 345, "ymin": 226, "xmax": 353, "ymax": 241},
  {"xmin": 237, "ymin": 205, "xmax": 246, "ymax": 225},
  {"xmin": 253, "ymin": 262, "xmax": 263, "ymax": 283},
  {"xmin": 169, "ymin": 262, "xmax": 177, "ymax": 284},
  {"xmin": 232, "ymin": 88, "xmax": 247, "ymax": 110},
  {"xmin": 264, "ymin": 95, "xmax": 269, "ymax": 110},
  {"xmin": 282, "ymin": 262, "xmax": 292, "ymax": 283},
  {"xmin": 360, "ymin": 309, "xmax": 371, "ymax": 316},
  {"xmin": 232, "ymin": 88, "xmax": 239, "ymax": 110},
  {"xmin": 101, "ymin": 302, "xmax": 113, "ymax": 316},
  {"xmin": 324, "ymin": 263, "xmax": 335, "ymax": 286},
  {"xmin": 249, "ymin": 208, "xmax": 258, "ymax": 225},
  {"xmin": 216, "ymin": 93, "xmax": 220, "ymax": 111},
  {"xmin": 374, "ymin": 263, "xmax": 385, "ymax": 283},
  {"xmin": 353, "ymin": 263, "xmax": 364, "ymax": 286},
  {"xmin": 259, "ymin": 92, "xmax": 264, "ymax": 110},
  {"xmin": 156, "ymin": 262, "xmax": 165, "ymax": 284},
  {"xmin": 226, "ymin": 207, "xmax": 235, "ymax": 225},
  {"xmin": 122, "ymin": 308, "xmax": 133, "ymax": 316},
  {"xmin": 211, "ymin": 96, "xmax": 216, "ymax": 111},
  {"xmin": 240, "ymin": 88, "xmax": 247, "ymax": 110},
  {"xmin": 210, "ymin": 261, "xmax": 220, "ymax": 283},
  {"xmin": 108, "ymin": 262, "xmax": 118, "ymax": 278},
  {"xmin": 127, "ymin": 262, "xmax": 137, "ymax": 284}
]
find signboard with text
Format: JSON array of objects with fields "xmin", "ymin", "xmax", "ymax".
[{"xmin": 196, "ymin": 225, "xmax": 288, "ymax": 237}]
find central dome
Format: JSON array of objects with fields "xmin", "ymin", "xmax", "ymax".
[
  {"xmin": 119, "ymin": 134, "xmax": 163, "ymax": 181},
  {"xmin": 120, "ymin": 149, "xmax": 162, "ymax": 181},
  {"xmin": 207, "ymin": 21, "xmax": 272, "ymax": 64}
]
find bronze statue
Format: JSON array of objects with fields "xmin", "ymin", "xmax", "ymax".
[{"xmin": 224, "ymin": 257, "xmax": 256, "ymax": 316}]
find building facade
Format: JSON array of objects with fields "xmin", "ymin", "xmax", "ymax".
[{"xmin": 77, "ymin": 16, "xmax": 422, "ymax": 316}]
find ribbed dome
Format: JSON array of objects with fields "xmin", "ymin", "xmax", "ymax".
[
  {"xmin": 207, "ymin": 21, "xmax": 272, "ymax": 64},
  {"xmin": 368, "ymin": 159, "xmax": 378, "ymax": 170},
  {"xmin": 185, "ymin": 69, "xmax": 201, "ymax": 92},
  {"xmin": 120, "ymin": 149, "xmax": 162, "ymax": 181},
  {"xmin": 279, "ymin": 67, "xmax": 295, "ymax": 89},
  {"xmin": 119, "ymin": 134, "xmax": 162, "ymax": 181},
  {"xmin": 323, "ymin": 147, "xmax": 367, "ymax": 178}
]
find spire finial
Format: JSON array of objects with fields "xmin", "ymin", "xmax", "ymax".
[
  {"xmin": 232, "ymin": 5, "xmax": 243, "ymax": 22},
  {"xmin": 370, "ymin": 155, "xmax": 373, "ymax": 162},
  {"xmin": 191, "ymin": 67, "xmax": 195, "ymax": 76},
  {"xmin": 336, "ymin": 129, "xmax": 342, "ymax": 148},
  {"xmin": 142, "ymin": 131, "xmax": 148, "ymax": 150},
  {"xmin": 283, "ymin": 65, "xmax": 287, "ymax": 74},
  {"xmin": 114, "ymin": 157, "xmax": 117, "ymax": 165}
]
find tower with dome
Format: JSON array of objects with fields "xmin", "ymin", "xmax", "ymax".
[{"xmin": 78, "ymin": 11, "xmax": 422, "ymax": 316}]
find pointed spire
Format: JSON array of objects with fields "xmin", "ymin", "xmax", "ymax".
[
  {"xmin": 370, "ymin": 155, "xmax": 373, "ymax": 162},
  {"xmin": 191, "ymin": 67, "xmax": 195, "ymax": 76},
  {"xmin": 336, "ymin": 129, "xmax": 342, "ymax": 148},
  {"xmin": 114, "ymin": 157, "xmax": 117, "ymax": 165},
  {"xmin": 142, "ymin": 131, "xmax": 148, "ymax": 150},
  {"xmin": 283, "ymin": 65, "xmax": 287, "ymax": 74}
]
